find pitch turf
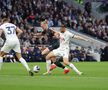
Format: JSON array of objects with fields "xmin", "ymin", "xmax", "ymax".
[{"xmin": 0, "ymin": 62, "xmax": 108, "ymax": 90}]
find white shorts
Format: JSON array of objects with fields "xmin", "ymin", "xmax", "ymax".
[
  {"xmin": 1, "ymin": 40, "xmax": 21, "ymax": 53},
  {"xmin": 53, "ymin": 47, "xmax": 69, "ymax": 59}
]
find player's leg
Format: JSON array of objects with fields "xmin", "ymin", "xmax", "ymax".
[
  {"xmin": 46, "ymin": 50, "xmax": 70, "ymax": 74},
  {"xmin": 0, "ymin": 51, "xmax": 7, "ymax": 70},
  {"xmin": 42, "ymin": 49, "xmax": 58, "ymax": 74},
  {"xmin": 49, "ymin": 57, "xmax": 57, "ymax": 70},
  {"xmin": 13, "ymin": 44, "xmax": 33, "ymax": 76},
  {"xmin": 42, "ymin": 47, "xmax": 50, "ymax": 55},
  {"xmin": 63, "ymin": 57, "xmax": 82, "ymax": 75},
  {"xmin": 15, "ymin": 53, "xmax": 30, "ymax": 71},
  {"xmin": 45, "ymin": 51, "xmax": 56, "ymax": 72},
  {"xmin": 45, "ymin": 49, "xmax": 67, "ymax": 71},
  {"xmin": 13, "ymin": 57, "xmax": 17, "ymax": 63},
  {"xmin": 54, "ymin": 57, "xmax": 65, "ymax": 69},
  {"xmin": 15, "ymin": 52, "xmax": 33, "ymax": 76},
  {"xmin": 42, "ymin": 47, "xmax": 68, "ymax": 74},
  {"xmin": 50, "ymin": 57, "xmax": 65, "ymax": 71},
  {"xmin": 50, "ymin": 44, "xmax": 67, "ymax": 70},
  {"xmin": 41, "ymin": 47, "xmax": 52, "ymax": 73},
  {"xmin": 43, "ymin": 46, "xmax": 66, "ymax": 71},
  {"xmin": 51, "ymin": 58, "xmax": 70, "ymax": 74},
  {"xmin": 9, "ymin": 55, "xmax": 14, "ymax": 63},
  {"xmin": 0, "ymin": 44, "xmax": 11, "ymax": 70},
  {"xmin": 43, "ymin": 51, "xmax": 57, "ymax": 75}
]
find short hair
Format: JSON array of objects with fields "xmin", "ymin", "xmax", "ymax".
[
  {"xmin": 2, "ymin": 18, "xmax": 10, "ymax": 23},
  {"xmin": 61, "ymin": 21, "xmax": 67, "ymax": 27},
  {"xmin": 41, "ymin": 19, "xmax": 48, "ymax": 24}
]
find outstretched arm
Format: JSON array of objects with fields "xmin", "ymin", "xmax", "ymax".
[
  {"xmin": 73, "ymin": 35, "xmax": 88, "ymax": 42},
  {"xmin": 50, "ymin": 27, "xmax": 60, "ymax": 38},
  {"xmin": 50, "ymin": 27, "xmax": 59, "ymax": 34}
]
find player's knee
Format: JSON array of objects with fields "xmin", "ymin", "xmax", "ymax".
[
  {"xmin": 63, "ymin": 60, "xmax": 69, "ymax": 66},
  {"xmin": 46, "ymin": 55, "xmax": 50, "ymax": 60},
  {"xmin": 63, "ymin": 61, "xmax": 68, "ymax": 65},
  {"xmin": 42, "ymin": 48, "xmax": 50, "ymax": 55},
  {"xmin": 16, "ymin": 53, "xmax": 22, "ymax": 60},
  {"xmin": 46, "ymin": 52, "xmax": 54, "ymax": 60}
]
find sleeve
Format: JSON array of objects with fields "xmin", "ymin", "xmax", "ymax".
[
  {"xmin": 14, "ymin": 25, "xmax": 17, "ymax": 30},
  {"xmin": 0, "ymin": 25, "xmax": 3, "ymax": 30}
]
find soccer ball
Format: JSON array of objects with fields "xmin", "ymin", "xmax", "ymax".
[{"xmin": 33, "ymin": 65, "xmax": 40, "ymax": 73}]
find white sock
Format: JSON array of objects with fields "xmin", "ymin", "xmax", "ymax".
[
  {"xmin": 19, "ymin": 58, "xmax": 30, "ymax": 71},
  {"xmin": 13, "ymin": 59, "xmax": 17, "ymax": 63},
  {"xmin": 0, "ymin": 57, "xmax": 3, "ymax": 70},
  {"xmin": 69, "ymin": 63, "xmax": 80, "ymax": 74},
  {"xmin": 10, "ymin": 59, "xmax": 13, "ymax": 63},
  {"xmin": 46, "ymin": 60, "xmax": 51, "ymax": 72},
  {"xmin": 64, "ymin": 67, "xmax": 68, "ymax": 70}
]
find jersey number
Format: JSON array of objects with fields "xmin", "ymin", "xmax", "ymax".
[{"xmin": 6, "ymin": 26, "xmax": 15, "ymax": 34}]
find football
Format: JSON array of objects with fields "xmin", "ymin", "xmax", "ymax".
[{"xmin": 33, "ymin": 65, "xmax": 40, "ymax": 73}]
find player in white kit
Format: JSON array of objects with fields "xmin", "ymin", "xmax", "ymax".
[
  {"xmin": 45, "ymin": 24, "xmax": 89, "ymax": 75},
  {"xmin": 0, "ymin": 18, "xmax": 34, "ymax": 76}
]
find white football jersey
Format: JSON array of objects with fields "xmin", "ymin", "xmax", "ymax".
[
  {"xmin": 59, "ymin": 31, "xmax": 74, "ymax": 49},
  {"xmin": 0, "ymin": 23, "xmax": 18, "ymax": 41}
]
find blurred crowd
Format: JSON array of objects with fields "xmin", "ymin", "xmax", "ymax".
[
  {"xmin": 0, "ymin": 0, "xmax": 108, "ymax": 42},
  {"xmin": 0, "ymin": 0, "xmax": 108, "ymax": 62}
]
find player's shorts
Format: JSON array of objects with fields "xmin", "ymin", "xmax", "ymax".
[
  {"xmin": 1, "ymin": 40, "xmax": 21, "ymax": 53},
  {"xmin": 48, "ymin": 43, "xmax": 59, "ymax": 51},
  {"xmin": 52, "ymin": 47, "xmax": 69, "ymax": 59}
]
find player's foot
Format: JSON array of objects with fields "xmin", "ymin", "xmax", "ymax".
[
  {"xmin": 78, "ymin": 72, "xmax": 83, "ymax": 75},
  {"xmin": 43, "ymin": 71, "xmax": 51, "ymax": 75},
  {"xmin": 29, "ymin": 71, "xmax": 34, "ymax": 76},
  {"xmin": 50, "ymin": 64, "xmax": 57, "ymax": 71},
  {"xmin": 64, "ymin": 68, "xmax": 70, "ymax": 74}
]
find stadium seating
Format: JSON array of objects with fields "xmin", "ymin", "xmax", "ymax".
[{"xmin": 0, "ymin": 0, "xmax": 108, "ymax": 61}]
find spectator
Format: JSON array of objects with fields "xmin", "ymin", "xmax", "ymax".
[
  {"xmin": 0, "ymin": 0, "xmax": 107, "ymax": 62},
  {"xmin": 84, "ymin": 2, "xmax": 91, "ymax": 15},
  {"xmin": 33, "ymin": 46, "xmax": 43, "ymax": 62}
]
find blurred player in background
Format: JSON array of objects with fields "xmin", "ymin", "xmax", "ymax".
[
  {"xmin": 45, "ymin": 23, "xmax": 89, "ymax": 75},
  {"xmin": 0, "ymin": 18, "xmax": 34, "ymax": 76},
  {"xmin": 41, "ymin": 20, "xmax": 70, "ymax": 75}
]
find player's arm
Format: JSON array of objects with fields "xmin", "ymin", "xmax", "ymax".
[
  {"xmin": 50, "ymin": 28, "xmax": 60, "ymax": 38},
  {"xmin": 73, "ymin": 35, "xmax": 88, "ymax": 42},
  {"xmin": 16, "ymin": 27, "xmax": 23, "ymax": 37},
  {"xmin": 0, "ymin": 28, "xmax": 3, "ymax": 37}
]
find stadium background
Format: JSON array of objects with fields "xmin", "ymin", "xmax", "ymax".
[{"xmin": 0, "ymin": 0, "xmax": 108, "ymax": 62}]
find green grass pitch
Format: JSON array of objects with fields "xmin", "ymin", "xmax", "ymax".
[{"xmin": 0, "ymin": 62, "xmax": 108, "ymax": 90}]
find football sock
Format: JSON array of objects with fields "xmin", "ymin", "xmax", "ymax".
[
  {"xmin": 0, "ymin": 57, "xmax": 3, "ymax": 70},
  {"xmin": 46, "ymin": 60, "xmax": 51, "ymax": 72},
  {"xmin": 54, "ymin": 60, "xmax": 65, "ymax": 69},
  {"xmin": 10, "ymin": 59, "xmax": 13, "ymax": 63},
  {"xmin": 64, "ymin": 67, "xmax": 68, "ymax": 70},
  {"xmin": 69, "ymin": 63, "xmax": 80, "ymax": 74},
  {"xmin": 19, "ymin": 58, "xmax": 30, "ymax": 71}
]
